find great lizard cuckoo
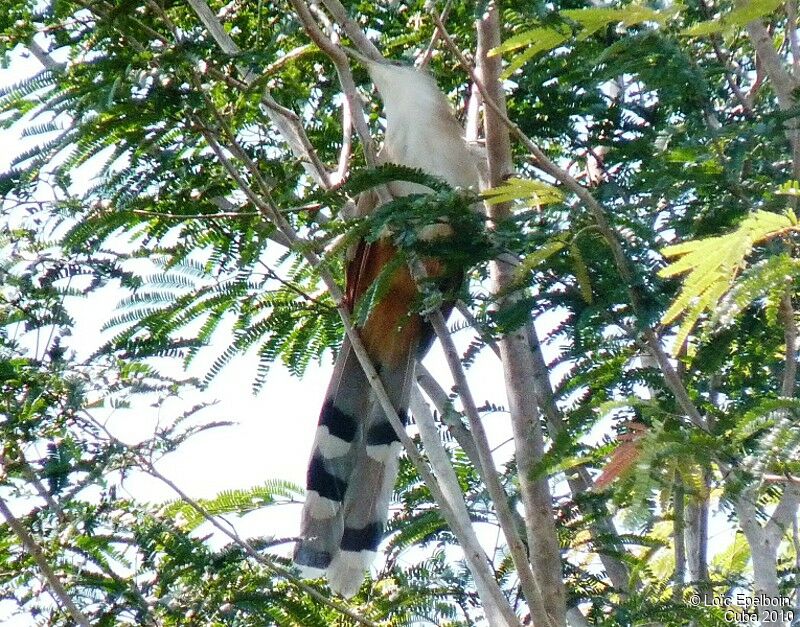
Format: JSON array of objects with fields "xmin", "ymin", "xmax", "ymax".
[{"xmin": 293, "ymin": 53, "xmax": 481, "ymax": 598}]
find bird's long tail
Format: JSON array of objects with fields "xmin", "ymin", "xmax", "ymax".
[
  {"xmin": 294, "ymin": 241, "xmax": 424, "ymax": 597},
  {"xmin": 293, "ymin": 335, "xmax": 418, "ymax": 597}
]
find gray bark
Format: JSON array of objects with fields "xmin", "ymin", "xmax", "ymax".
[{"xmin": 476, "ymin": 4, "xmax": 567, "ymax": 625}]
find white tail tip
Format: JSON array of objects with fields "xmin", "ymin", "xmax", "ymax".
[{"xmin": 326, "ymin": 549, "xmax": 377, "ymax": 598}]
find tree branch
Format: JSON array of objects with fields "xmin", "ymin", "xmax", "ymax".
[
  {"xmin": 426, "ymin": 308, "xmax": 554, "ymax": 627},
  {"xmin": 410, "ymin": 387, "xmax": 522, "ymax": 627},
  {"xmin": 319, "ymin": 0, "xmax": 383, "ymax": 60},
  {"xmin": 430, "ymin": 6, "xmax": 709, "ymax": 434},
  {"xmin": 455, "ymin": 301, "xmax": 501, "ymax": 358},
  {"xmin": 417, "ymin": 0, "xmax": 453, "ymax": 69},
  {"xmin": 526, "ymin": 320, "xmax": 631, "ymax": 591},
  {"xmin": 475, "ymin": 7, "xmax": 566, "ymax": 624},
  {"xmin": 766, "ymin": 483, "xmax": 800, "ymax": 547},
  {"xmin": 746, "ymin": 20, "xmax": 798, "ymax": 109},
  {"xmin": 28, "ymin": 39, "xmax": 66, "ymax": 72},
  {"xmin": 0, "ymin": 496, "xmax": 92, "ymax": 627},
  {"xmin": 186, "ymin": 0, "xmax": 333, "ymax": 188},
  {"xmin": 416, "ymin": 363, "xmax": 483, "ymax": 469},
  {"xmin": 745, "ymin": 18, "xmax": 800, "ymax": 178},
  {"xmin": 287, "ymin": 0, "xmax": 388, "ymax": 196}
]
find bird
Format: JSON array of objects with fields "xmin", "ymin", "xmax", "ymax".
[{"xmin": 293, "ymin": 52, "xmax": 481, "ymax": 598}]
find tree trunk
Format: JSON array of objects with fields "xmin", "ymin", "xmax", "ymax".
[{"xmin": 476, "ymin": 4, "xmax": 567, "ymax": 625}]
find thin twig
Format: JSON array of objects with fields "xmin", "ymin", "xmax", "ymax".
[
  {"xmin": 455, "ymin": 301, "xmax": 501, "ymax": 358},
  {"xmin": 63, "ymin": 543, "xmax": 158, "ymax": 626},
  {"xmin": 319, "ymin": 0, "xmax": 383, "ymax": 60},
  {"xmin": 0, "ymin": 496, "xmax": 92, "ymax": 627},
  {"xmin": 266, "ymin": 44, "xmax": 313, "ymax": 75},
  {"xmin": 78, "ymin": 412, "xmax": 383, "ymax": 627},
  {"xmin": 417, "ymin": 0, "xmax": 453, "ymax": 69},
  {"xmin": 11, "ymin": 450, "xmax": 65, "ymax": 522},
  {"xmin": 696, "ymin": 0, "xmax": 754, "ymax": 115},
  {"xmin": 130, "ymin": 209, "xmax": 259, "ymax": 219}
]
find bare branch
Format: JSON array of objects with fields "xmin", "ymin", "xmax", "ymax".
[
  {"xmin": 186, "ymin": 0, "xmax": 333, "ymax": 188},
  {"xmin": 28, "ymin": 39, "xmax": 65, "ymax": 72},
  {"xmin": 458, "ymin": 293, "xmax": 632, "ymax": 592},
  {"xmin": 475, "ymin": 7, "xmax": 566, "ymax": 624},
  {"xmin": 745, "ymin": 18, "xmax": 800, "ymax": 179},
  {"xmin": 0, "ymin": 496, "xmax": 92, "ymax": 627},
  {"xmin": 417, "ymin": 0, "xmax": 453, "ymax": 69},
  {"xmin": 526, "ymin": 319, "xmax": 631, "ymax": 591},
  {"xmin": 794, "ymin": 513, "xmax": 800, "ymax": 610},
  {"xmin": 130, "ymin": 209, "xmax": 259, "ymax": 219},
  {"xmin": 746, "ymin": 20, "xmax": 798, "ymax": 109},
  {"xmin": 186, "ymin": 0, "xmax": 239, "ymax": 57},
  {"xmin": 764, "ymin": 473, "xmax": 800, "ymax": 483},
  {"xmin": 319, "ymin": 0, "xmax": 383, "ymax": 60},
  {"xmin": 410, "ymin": 388, "xmax": 522, "ymax": 627},
  {"xmin": 265, "ymin": 44, "xmax": 313, "ymax": 74},
  {"xmin": 673, "ymin": 479, "xmax": 686, "ymax": 599},
  {"xmin": 416, "ymin": 363, "xmax": 482, "ymax": 470},
  {"xmin": 766, "ymin": 483, "xmax": 800, "ymax": 547},
  {"xmin": 288, "ymin": 0, "xmax": 380, "ymax": 176},
  {"xmin": 754, "ymin": 292, "xmax": 800, "ymax": 558},
  {"xmin": 465, "ymin": 81, "xmax": 483, "ymax": 142},
  {"xmin": 426, "ymin": 307, "xmax": 554, "ymax": 627},
  {"xmin": 334, "ymin": 83, "xmax": 354, "ymax": 184}
]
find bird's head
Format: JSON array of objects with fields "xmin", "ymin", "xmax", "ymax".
[{"xmin": 344, "ymin": 48, "xmax": 451, "ymax": 125}]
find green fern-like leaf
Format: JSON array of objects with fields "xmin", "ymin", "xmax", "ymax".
[
  {"xmin": 481, "ymin": 176, "xmax": 564, "ymax": 207},
  {"xmin": 682, "ymin": 0, "xmax": 784, "ymax": 36},
  {"xmin": 659, "ymin": 210, "xmax": 797, "ymax": 355},
  {"xmin": 163, "ymin": 480, "xmax": 303, "ymax": 533}
]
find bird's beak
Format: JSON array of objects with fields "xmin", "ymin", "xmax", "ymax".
[{"xmin": 342, "ymin": 46, "xmax": 383, "ymax": 67}]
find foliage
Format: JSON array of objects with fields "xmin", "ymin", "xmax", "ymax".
[
  {"xmin": 3, "ymin": 0, "xmax": 800, "ymax": 624},
  {"xmin": 659, "ymin": 209, "xmax": 798, "ymax": 354}
]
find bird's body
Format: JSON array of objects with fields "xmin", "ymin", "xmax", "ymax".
[{"xmin": 293, "ymin": 58, "xmax": 480, "ymax": 598}]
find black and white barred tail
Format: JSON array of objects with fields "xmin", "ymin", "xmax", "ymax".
[{"xmin": 293, "ymin": 335, "xmax": 414, "ymax": 598}]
